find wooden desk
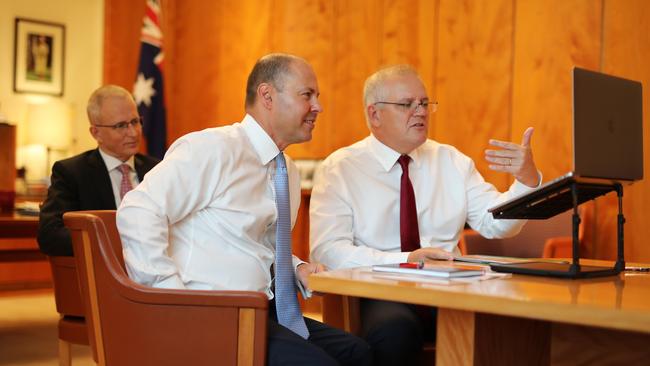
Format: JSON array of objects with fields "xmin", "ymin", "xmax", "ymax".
[
  {"xmin": 0, "ymin": 213, "xmax": 50, "ymax": 290},
  {"xmin": 310, "ymin": 260, "xmax": 650, "ymax": 365},
  {"xmin": 0, "ymin": 213, "xmax": 43, "ymax": 261}
]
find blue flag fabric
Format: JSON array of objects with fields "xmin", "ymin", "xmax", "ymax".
[{"xmin": 133, "ymin": 0, "xmax": 167, "ymax": 159}]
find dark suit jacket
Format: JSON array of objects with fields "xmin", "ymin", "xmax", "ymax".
[{"xmin": 37, "ymin": 149, "xmax": 159, "ymax": 256}]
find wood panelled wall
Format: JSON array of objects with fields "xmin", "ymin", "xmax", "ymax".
[{"xmin": 104, "ymin": 0, "xmax": 650, "ymax": 262}]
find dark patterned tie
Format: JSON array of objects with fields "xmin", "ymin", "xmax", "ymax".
[
  {"xmin": 118, "ymin": 164, "xmax": 134, "ymax": 199},
  {"xmin": 273, "ymin": 152, "xmax": 309, "ymax": 339},
  {"xmin": 398, "ymin": 155, "xmax": 421, "ymax": 252}
]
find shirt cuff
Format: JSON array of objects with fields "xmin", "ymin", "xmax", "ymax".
[
  {"xmin": 512, "ymin": 170, "xmax": 543, "ymax": 194},
  {"xmin": 381, "ymin": 251, "xmax": 411, "ymax": 265},
  {"xmin": 292, "ymin": 255, "xmax": 312, "ymax": 299}
]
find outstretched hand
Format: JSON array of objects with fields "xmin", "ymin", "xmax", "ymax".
[{"xmin": 485, "ymin": 127, "xmax": 540, "ymax": 187}]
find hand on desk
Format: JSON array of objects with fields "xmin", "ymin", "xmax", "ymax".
[
  {"xmin": 485, "ymin": 126, "xmax": 541, "ymax": 188},
  {"xmin": 407, "ymin": 247, "xmax": 454, "ymax": 263},
  {"xmin": 297, "ymin": 262, "xmax": 326, "ymax": 288}
]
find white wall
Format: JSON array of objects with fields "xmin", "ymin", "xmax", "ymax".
[{"xmin": 0, "ymin": 0, "xmax": 103, "ymax": 181}]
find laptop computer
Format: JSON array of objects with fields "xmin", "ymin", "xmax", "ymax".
[
  {"xmin": 487, "ymin": 67, "xmax": 643, "ymax": 278},
  {"xmin": 488, "ymin": 67, "xmax": 643, "ymax": 220}
]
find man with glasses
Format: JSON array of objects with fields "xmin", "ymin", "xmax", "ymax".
[
  {"xmin": 38, "ymin": 85, "xmax": 160, "ymax": 256},
  {"xmin": 310, "ymin": 65, "xmax": 541, "ymax": 365}
]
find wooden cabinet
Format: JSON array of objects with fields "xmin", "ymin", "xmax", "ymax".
[{"xmin": 0, "ymin": 214, "xmax": 51, "ymax": 291}]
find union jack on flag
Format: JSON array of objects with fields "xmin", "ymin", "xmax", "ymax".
[{"xmin": 133, "ymin": 0, "xmax": 167, "ymax": 159}]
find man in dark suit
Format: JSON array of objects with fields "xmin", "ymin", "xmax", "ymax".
[{"xmin": 38, "ymin": 85, "xmax": 159, "ymax": 256}]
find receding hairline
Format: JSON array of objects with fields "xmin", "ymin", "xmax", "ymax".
[
  {"xmin": 363, "ymin": 64, "xmax": 422, "ymax": 106},
  {"xmin": 244, "ymin": 53, "xmax": 309, "ymax": 108},
  {"xmin": 86, "ymin": 85, "xmax": 135, "ymax": 124},
  {"xmin": 362, "ymin": 65, "xmax": 423, "ymax": 125}
]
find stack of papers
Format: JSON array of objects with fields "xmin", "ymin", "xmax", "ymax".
[
  {"xmin": 15, "ymin": 201, "xmax": 40, "ymax": 216},
  {"xmin": 372, "ymin": 263, "xmax": 484, "ymax": 278}
]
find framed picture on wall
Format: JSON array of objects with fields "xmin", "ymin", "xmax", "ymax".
[{"xmin": 13, "ymin": 18, "xmax": 65, "ymax": 96}]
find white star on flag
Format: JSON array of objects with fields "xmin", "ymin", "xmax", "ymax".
[{"xmin": 133, "ymin": 73, "xmax": 156, "ymax": 107}]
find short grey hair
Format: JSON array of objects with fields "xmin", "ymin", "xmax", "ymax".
[
  {"xmin": 86, "ymin": 85, "xmax": 135, "ymax": 124},
  {"xmin": 245, "ymin": 53, "xmax": 304, "ymax": 108},
  {"xmin": 362, "ymin": 65, "xmax": 422, "ymax": 123}
]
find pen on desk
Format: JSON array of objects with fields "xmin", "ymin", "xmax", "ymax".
[{"xmin": 399, "ymin": 261, "xmax": 424, "ymax": 269}]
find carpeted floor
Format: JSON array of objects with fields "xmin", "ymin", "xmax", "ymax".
[{"xmin": 0, "ymin": 290, "xmax": 94, "ymax": 366}]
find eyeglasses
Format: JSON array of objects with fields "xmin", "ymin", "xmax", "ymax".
[
  {"xmin": 374, "ymin": 100, "xmax": 438, "ymax": 112},
  {"xmin": 94, "ymin": 116, "xmax": 143, "ymax": 132}
]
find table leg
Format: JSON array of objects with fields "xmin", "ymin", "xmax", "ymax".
[{"xmin": 437, "ymin": 308, "xmax": 551, "ymax": 366}]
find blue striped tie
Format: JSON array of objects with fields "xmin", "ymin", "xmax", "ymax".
[{"xmin": 273, "ymin": 152, "xmax": 309, "ymax": 339}]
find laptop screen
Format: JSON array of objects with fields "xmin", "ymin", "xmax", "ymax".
[{"xmin": 573, "ymin": 67, "xmax": 643, "ymax": 181}]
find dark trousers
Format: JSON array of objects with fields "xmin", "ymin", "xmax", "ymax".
[
  {"xmin": 268, "ymin": 300, "xmax": 372, "ymax": 366},
  {"xmin": 360, "ymin": 299, "xmax": 436, "ymax": 366}
]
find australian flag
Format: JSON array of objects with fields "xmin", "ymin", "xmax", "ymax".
[{"xmin": 133, "ymin": 0, "xmax": 167, "ymax": 159}]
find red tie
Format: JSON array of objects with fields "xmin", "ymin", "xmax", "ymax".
[
  {"xmin": 398, "ymin": 155, "xmax": 420, "ymax": 252},
  {"xmin": 118, "ymin": 164, "xmax": 134, "ymax": 199}
]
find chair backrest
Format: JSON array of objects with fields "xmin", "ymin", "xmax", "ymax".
[
  {"xmin": 64, "ymin": 210, "xmax": 268, "ymax": 366},
  {"xmin": 49, "ymin": 255, "xmax": 85, "ymax": 317},
  {"xmin": 48, "ymin": 255, "xmax": 91, "ymax": 358},
  {"xmin": 462, "ymin": 209, "xmax": 575, "ymax": 258}
]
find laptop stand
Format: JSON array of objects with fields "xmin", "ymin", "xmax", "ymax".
[{"xmin": 490, "ymin": 181, "xmax": 625, "ymax": 279}]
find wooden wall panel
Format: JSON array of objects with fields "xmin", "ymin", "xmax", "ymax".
[
  {"xmin": 101, "ymin": 0, "xmax": 650, "ymax": 262},
  {"xmin": 164, "ymin": 2, "xmax": 222, "ymax": 144},
  {"xmin": 214, "ymin": 1, "xmax": 272, "ymax": 126},
  {"xmin": 379, "ymin": 0, "xmax": 436, "ymax": 110},
  {"xmin": 327, "ymin": 0, "xmax": 381, "ymax": 152},
  {"xmin": 512, "ymin": 0, "xmax": 602, "ymax": 184},
  {"xmin": 436, "ymin": 0, "xmax": 514, "ymax": 191},
  {"xmin": 103, "ymin": 0, "xmax": 145, "ymax": 88},
  {"xmin": 598, "ymin": 0, "xmax": 650, "ymax": 261},
  {"xmin": 272, "ymin": 0, "xmax": 335, "ymax": 159}
]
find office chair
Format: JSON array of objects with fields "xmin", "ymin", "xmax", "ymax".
[{"xmin": 459, "ymin": 207, "xmax": 584, "ymax": 258}]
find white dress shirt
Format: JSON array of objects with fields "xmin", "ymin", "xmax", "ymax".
[
  {"xmin": 117, "ymin": 114, "xmax": 305, "ymax": 299},
  {"xmin": 98, "ymin": 148, "xmax": 138, "ymax": 208},
  {"xmin": 310, "ymin": 134, "xmax": 540, "ymax": 270}
]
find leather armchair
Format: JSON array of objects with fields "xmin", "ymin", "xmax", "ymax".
[{"xmin": 63, "ymin": 210, "xmax": 268, "ymax": 366}]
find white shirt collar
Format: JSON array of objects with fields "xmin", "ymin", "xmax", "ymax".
[
  {"xmin": 368, "ymin": 134, "xmax": 422, "ymax": 172},
  {"xmin": 98, "ymin": 148, "xmax": 135, "ymax": 172},
  {"xmin": 241, "ymin": 114, "xmax": 280, "ymax": 165}
]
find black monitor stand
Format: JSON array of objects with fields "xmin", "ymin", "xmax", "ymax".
[{"xmin": 490, "ymin": 182, "xmax": 625, "ymax": 279}]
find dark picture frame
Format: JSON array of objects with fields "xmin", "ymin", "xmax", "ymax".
[{"xmin": 13, "ymin": 18, "xmax": 65, "ymax": 96}]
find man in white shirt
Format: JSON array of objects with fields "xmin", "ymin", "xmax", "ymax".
[
  {"xmin": 38, "ymin": 85, "xmax": 159, "ymax": 256},
  {"xmin": 117, "ymin": 54, "xmax": 371, "ymax": 366},
  {"xmin": 310, "ymin": 65, "xmax": 541, "ymax": 365}
]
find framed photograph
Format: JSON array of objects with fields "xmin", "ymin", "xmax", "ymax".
[{"xmin": 13, "ymin": 18, "xmax": 65, "ymax": 96}]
